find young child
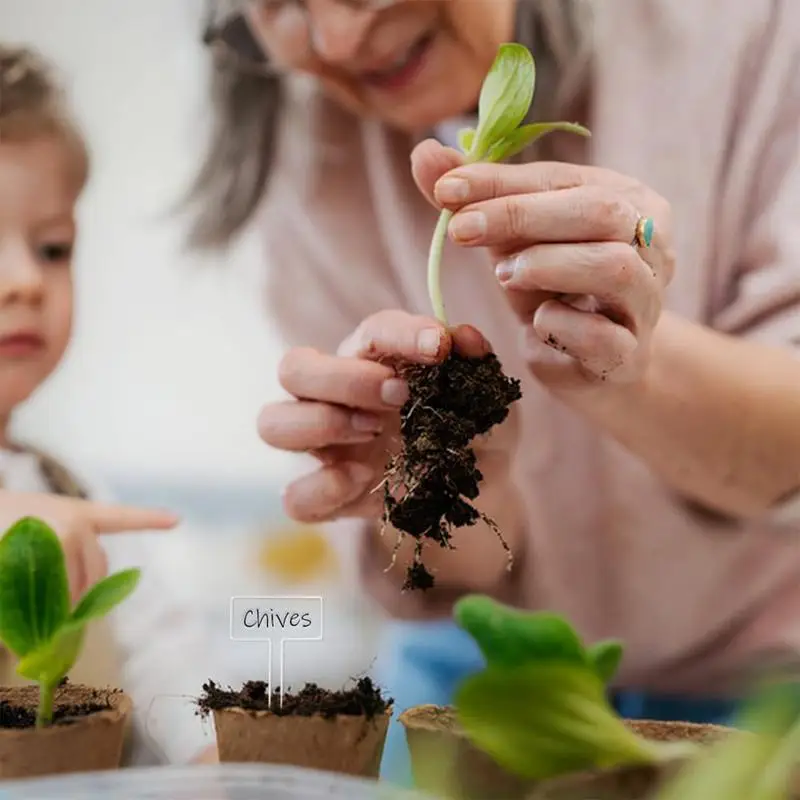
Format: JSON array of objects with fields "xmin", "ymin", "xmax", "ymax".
[{"xmin": 0, "ymin": 44, "xmax": 218, "ymax": 765}]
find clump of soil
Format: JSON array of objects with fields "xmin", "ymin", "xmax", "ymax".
[
  {"xmin": 197, "ymin": 676, "xmax": 391, "ymax": 719},
  {"xmin": 381, "ymin": 351, "xmax": 522, "ymax": 590},
  {"xmin": 0, "ymin": 679, "xmax": 115, "ymax": 729}
]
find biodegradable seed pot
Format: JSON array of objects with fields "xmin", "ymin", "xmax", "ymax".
[
  {"xmin": 0, "ymin": 683, "xmax": 131, "ymax": 778},
  {"xmin": 400, "ymin": 705, "xmax": 731, "ymax": 800},
  {"xmin": 198, "ymin": 677, "xmax": 392, "ymax": 777}
]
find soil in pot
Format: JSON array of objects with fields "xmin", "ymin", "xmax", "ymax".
[
  {"xmin": 382, "ymin": 352, "xmax": 522, "ymax": 591},
  {"xmin": 400, "ymin": 705, "xmax": 732, "ymax": 800},
  {"xmin": 197, "ymin": 676, "xmax": 393, "ymax": 777},
  {"xmin": 0, "ymin": 682, "xmax": 131, "ymax": 778}
]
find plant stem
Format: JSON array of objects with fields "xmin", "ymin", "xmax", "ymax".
[
  {"xmin": 428, "ymin": 208, "xmax": 453, "ymax": 327},
  {"xmin": 36, "ymin": 682, "xmax": 55, "ymax": 728}
]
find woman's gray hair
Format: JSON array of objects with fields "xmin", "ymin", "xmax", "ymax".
[{"xmin": 185, "ymin": 0, "xmax": 592, "ymax": 250}]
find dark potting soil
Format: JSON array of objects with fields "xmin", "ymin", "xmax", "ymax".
[
  {"xmin": 0, "ymin": 680, "xmax": 114, "ymax": 729},
  {"xmin": 382, "ymin": 351, "xmax": 522, "ymax": 591},
  {"xmin": 197, "ymin": 676, "xmax": 392, "ymax": 719}
]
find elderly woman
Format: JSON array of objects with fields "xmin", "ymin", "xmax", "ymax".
[{"xmin": 190, "ymin": 0, "xmax": 800, "ymax": 783}]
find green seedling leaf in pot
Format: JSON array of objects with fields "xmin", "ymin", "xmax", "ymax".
[
  {"xmin": 0, "ymin": 517, "xmax": 141, "ymax": 727},
  {"xmin": 455, "ymin": 662, "xmax": 665, "ymax": 781},
  {"xmin": 17, "ymin": 568, "xmax": 141, "ymax": 684},
  {"xmin": 653, "ymin": 682, "xmax": 800, "ymax": 800},
  {"xmin": 428, "ymin": 43, "xmax": 591, "ymax": 326},
  {"xmin": 454, "ymin": 595, "xmax": 588, "ymax": 668},
  {"xmin": 0, "ymin": 517, "xmax": 71, "ymax": 657}
]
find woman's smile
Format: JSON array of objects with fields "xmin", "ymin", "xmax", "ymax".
[{"xmin": 360, "ymin": 30, "xmax": 436, "ymax": 93}]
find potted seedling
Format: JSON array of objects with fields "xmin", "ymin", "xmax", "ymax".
[
  {"xmin": 197, "ymin": 676, "xmax": 393, "ymax": 777},
  {"xmin": 645, "ymin": 681, "xmax": 800, "ymax": 800},
  {"xmin": 0, "ymin": 517, "xmax": 139, "ymax": 778},
  {"xmin": 381, "ymin": 43, "xmax": 590, "ymax": 590},
  {"xmin": 401, "ymin": 595, "xmax": 731, "ymax": 800}
]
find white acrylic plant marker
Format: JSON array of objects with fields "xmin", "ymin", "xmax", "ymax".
[{"xmin": 229, "ymin": 596, "xmax": 324, "ymax": 708}]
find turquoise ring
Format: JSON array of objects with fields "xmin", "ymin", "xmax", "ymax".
[{"xmin": 631, "ymin": 215, "xmax": 655, "ymax": 248}]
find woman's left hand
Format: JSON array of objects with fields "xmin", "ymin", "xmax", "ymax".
[{"xmin": 411, "ymin": 140, "xmax": 675, "ymax": 390}]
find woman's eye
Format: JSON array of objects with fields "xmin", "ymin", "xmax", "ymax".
[{"xmin": 38, "ymin": 242, "xmax": 73, "ymax": 263}]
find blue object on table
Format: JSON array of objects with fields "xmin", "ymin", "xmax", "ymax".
[{"xmin": 376, "ymin": 619, "xmax": 740, "ymax": 788}]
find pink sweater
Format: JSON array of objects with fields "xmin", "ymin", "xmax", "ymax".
[{"xmin": 259, "ymin": 0, "xmax": 800, "ymax": 694}]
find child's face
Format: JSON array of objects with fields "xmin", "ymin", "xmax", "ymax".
[{"xmin": 0, "ymin": 136, "xmax": 77, "ymax": 416}]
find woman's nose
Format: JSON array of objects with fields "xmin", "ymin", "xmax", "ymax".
[
  {"xmin": 305, "ymin": 0, "xmax": 375, "ymax": 64},
  {"xmin": 0, "ymin": 247, "xmax": 45, "ymax": 306}
]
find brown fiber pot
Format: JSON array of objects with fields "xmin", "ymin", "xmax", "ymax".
[
  {"xmin": 213, "ymin": 706, "xmax": 393, "ymax": 777},
  {"xmin": 399, "ymin": 704, "xmax": 730, "ymax": 800},
  {"xmin": 0, "ymin": 684, "xmax": 132, "ymax": 779}
]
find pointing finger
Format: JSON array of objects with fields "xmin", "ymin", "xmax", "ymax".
[{"xmin": 84, "ymin": 502, "xmax": 180, "ymax": 534}]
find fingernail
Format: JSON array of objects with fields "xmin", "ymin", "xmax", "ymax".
[
  {"xmin": 436, "ymin": 176, "xmax": 469, "ymax": 202},
  {"xmin": 381, "ymin": 378, "xmax": 409, "ymax": 407},
  {"xmin": 495, "ymin": 257, "xmax": 518, "ymax": 282},
  {"xmin": 351, "ymin": 412, "xmax": 383, "ymax": 433},
  {"xmin": 343, "ymin": 462, "xmax": 374, "ymax": 486},
  {"xmin": 450, "ymin": 211, "xmax": 486, "ymax": 242},
  {"xmin": 417, "ymin": 327, "xmax": 442, "ymax": 358}
]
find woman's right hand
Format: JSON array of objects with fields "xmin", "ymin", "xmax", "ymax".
[
  {"xmin": 0, "ymin": 491, "xmax": 178, "ymax": 602},
  {"xmin": 258, "ymin": 310, "xmax": 492, "ymax": 523}
]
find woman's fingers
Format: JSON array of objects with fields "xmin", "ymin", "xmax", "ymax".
[
  {"xmin": 410, "ymin": 138, "xmax": 465, "ymax": 207},
  {"xmin": 525, "ymin": 299, "xmax": 640, "ymax": 382},
  {"xmin": 278, "ymin": 348, "xmax": 408, "ymax": 411},
  {"xmin": 433, "ymin": 160, "xmax": 611, "ymax": 207},
  {"xmin": 451, "ymin": 324, "xmax": 493, "ymax": 358},
  {"xmin": 258, "ymin": 399, "xmax": 384, "ymax": 451},
  {"xmin": 447, "ymin": 185, "xmax": 640, "ymax": 251},
  {"xmin": 338, "ymin": 309, "xmax": 451, "ymax": 363},
  {"xmin": 282, "ymin": 462, "xmax": 378, "ymax": 522},
  {"xmin": 496, "ymin": 242, "xmax": 657, "ymax": 333}
]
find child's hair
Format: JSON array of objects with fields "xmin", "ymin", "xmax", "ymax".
[{"xmin": 0, "ymin": 44, "xmax": 89, "ymax": 186}]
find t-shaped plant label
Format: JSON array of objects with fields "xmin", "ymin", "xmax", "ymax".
[{"xmin": 229, "ymin": 595, "xmax": 323, "ymax": 706}]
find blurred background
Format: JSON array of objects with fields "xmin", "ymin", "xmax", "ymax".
[{"xmin": 0, "ymin": 0, "xmax": 384, "ymax": 750}]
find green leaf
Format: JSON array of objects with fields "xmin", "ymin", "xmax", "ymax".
[
  {"xmin": 484, "ymin": 121, "xmax": 592, "ymax": 163},
  {"xmin": 0, "ymin": 517, "xmax": 70, "ymax": 657},
  {"xmin": 454, "ymin": 595, "xmax": 588, "ymax": 669},
  {"xmin": 586, "ymin": 639, "xmax": 624, "ymax": 683},
  {"xmin": 457, "ymin": 128, "xmax": 475, "ymax": 154},
  {"xmin": 16, "ymin": 622, "xmax": 84, "ymax": 685},
  {"xmin": 16, "ymin": 569, "xmax": 140, "ymax": 687},
  {"xmin": 71, "ymin": 568, "xmax": 141, "ymax": 624},
  {"xmin": 455, "ymin": 663, "xmax": 658, "ymax": 780},
  {"xmin": 472, "ymin": 43, "xmax": 535, "ymax": 161},
  {"xmin": 653, "ymin": 684, "xmax": 800, "ymax": 800}
]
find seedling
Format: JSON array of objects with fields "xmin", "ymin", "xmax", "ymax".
[
  {"xmin": 0, "ymin": 517, "xmax": 140, "ymax": 727},
  {"xmin": 653, "ymin": 682, "xmax": 800, "ymax": 800},
  {"xmin": 381, "ymin": 45, "xmax": 590, "ymax": 591},
  {"xmin": 428, "ymin": 43, "xmax": 590, "ymax": 326},
  {"xmin": 452, "ymin": 596, "xmax": 696, "ymax": 781}
]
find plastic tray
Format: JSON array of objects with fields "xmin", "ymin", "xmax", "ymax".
[{"xmin": 0, "ymin": 764, "xmax": 429, "ymax": 800}]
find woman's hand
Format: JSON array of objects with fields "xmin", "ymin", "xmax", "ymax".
[
  {"xmin": 411, "ymin": 140, "xmax": 675, "ymax": 390},
  {"xmin": 0, "ymin": 491, "xmax": 178, "ymax": 602},
  {"xmin": 258, "ymin": 310, "xmax": 491, "ymax": 523}
]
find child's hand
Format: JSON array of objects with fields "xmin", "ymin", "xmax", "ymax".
[{"xmin": 0, "ymin": 491, "xmax": 178, "ymax": 601}]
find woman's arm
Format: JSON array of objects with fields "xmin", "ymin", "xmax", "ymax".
[
  {"xmin": 550, "ymin": 16, "xmax": 800, "ymax": 521},
  {"xmin": 557, "ymin": 311, "xmax": 800, "ymax": 519}
]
